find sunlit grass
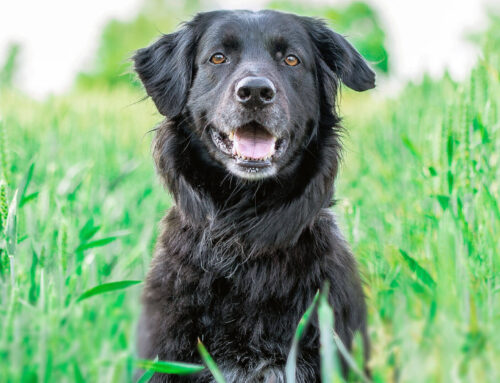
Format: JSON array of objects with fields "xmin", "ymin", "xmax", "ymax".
[
  {"xmin": 0, "ymin": 86, "xmax": 168, "ymax": 382},
  {"xmin": 337, "ymin": 41, "xmax": 500, "ymax": 382}
]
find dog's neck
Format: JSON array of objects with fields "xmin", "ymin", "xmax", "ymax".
[{"xmin": 153, "ymin": 117, "xmax": 341, "ymax": 258}]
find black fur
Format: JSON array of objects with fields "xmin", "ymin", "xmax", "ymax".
[{"xmin": 134, "ymin": 10, "xmax": 374, "ymax": 383}]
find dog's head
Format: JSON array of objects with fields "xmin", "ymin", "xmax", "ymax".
[{"xmin": 134, "ymin": 10, "xmax": 374, "ymax": 180}]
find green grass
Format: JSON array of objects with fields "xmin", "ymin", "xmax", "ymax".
[
  {"xmin": 1, "ymin": 19, "xmax": 499, "ymax": 383},
  {"xmin": 336, "ymin": 28, "xmax": 500, "ymax": 381},
  {"xmin": 0, "ymin": 87, "xmax": 166, "ymax": 382}
]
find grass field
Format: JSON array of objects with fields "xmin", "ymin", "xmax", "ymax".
[{"xmin": 1, "ymin": 15, "xmax": 499, "ymax": 383}]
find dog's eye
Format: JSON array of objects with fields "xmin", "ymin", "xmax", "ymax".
[
  {"xmin": 284, "ymin": 55, "xmax": 300, "ymax": 66},
  {"xmin": 210, "ymin": 53, "xmax": 227, "ymax": 65}
]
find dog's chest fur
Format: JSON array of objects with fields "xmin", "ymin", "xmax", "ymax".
[{"xmin": 138, "ymin": 208, "xmax": 365, "ymax": 382}]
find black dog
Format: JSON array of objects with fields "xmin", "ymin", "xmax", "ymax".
[{"xmin": 134, "ymin": 10, "xmax": 375, "ymax": 382}]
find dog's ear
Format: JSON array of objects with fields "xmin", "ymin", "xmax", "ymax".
[
  {"xmin": 133, "ymin": 26, "xmax": 196, "ymax": 117},
  {"xmin": 303, "ymin": 18, "xmax": 375, "ymax": 92}
]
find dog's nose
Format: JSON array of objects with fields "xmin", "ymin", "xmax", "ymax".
[{"xmin": 235, "ymin": 76, "xmax": 276, "ymax": 107}]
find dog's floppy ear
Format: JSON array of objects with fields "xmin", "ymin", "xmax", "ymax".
[
  {"xmin": 133, "ymin": 26, "xmax": 195, "ymax": 117},
  {"xmin": 303, "ymin": 18, "xmax": 375, "ymax": 92}
]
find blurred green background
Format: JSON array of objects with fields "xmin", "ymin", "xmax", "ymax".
[
  {"xmin": 75, "ymin": 0, "xmax": 389, "ymax": 90},
  {"xmin": 0, "ymin": 0, "xmax": 499, "ymax": 382}
]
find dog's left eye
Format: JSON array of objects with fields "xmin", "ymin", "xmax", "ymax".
[
  {"xmin": 284, "ymin": 55, "xmax": 300, "ymax": 66},
  {"xmin": 210, "ymin": 53, "xmax": 227, "ymax": 64}
]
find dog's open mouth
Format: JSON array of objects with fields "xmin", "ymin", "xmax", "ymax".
[{"xmin": 210, "ymin": 122, "xmax": 285, "ymax": 169}]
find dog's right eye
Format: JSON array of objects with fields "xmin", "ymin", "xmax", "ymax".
[
  {"xmin": 284, "ymin": 55, "xmax": 300, "ymax": 67},
  {"xmin": 210, "ymin": 53, "xmax": 227, "ymax": 64}
]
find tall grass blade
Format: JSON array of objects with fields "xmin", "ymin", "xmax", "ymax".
[
  {"xmin": 197, "ymin": 339, "xmax": 226, "ymax": 383},
  {"xmin": 136, "ymin": 359, "xmax": 205, "ymax": 375},
  {"xmin": 399, "ymin": 249, "xmax": 436, "ymax": 289},
  {"xmin": 0, "ymin": 43, "xmax": 20, "ymax": 88},
  {"xmin": 76, "ymin": 280, "xmax": 142, "ymax": 302},
  {"xmin": 318, "ymin": 284, "xmax": 343, "ymax": 383},
  {"xmin": 20, "ymin": 192, "xmax": 38, "ymax": 205},
  {"xmin": 29, "ymin": 247, "xmax": 39, "ymax": 304},
  {"xmin": 401, "ymin": 135, "xmax": 422, "ymax": 160},
  {"xmin": 43, "ymin": 351, "xmax": 53, "ymax": 383},
  {"xmin": 136, "ymin": 369, "xmax": 154, "ymax": 383},
  {"xmin": 331, "ymin": 330, "xmax": 372, "ymax": 383},
  {"xmin": 136, "ymin": 356, "xmax": 158, "ymax": 383},
  {"xmin": 19, "ymin": 162, "xmax": 36, "ymax": 207},
  {"xmin": 286, "ymin": 290, "xmax": 320, "ymax": 383},
  {"xmin": 75, "ymin": 236, "xmax": 120, "ymax": 252},
  {"xmin": 5, "ymin": 189, "xmax": 18, "ymax": 256},
  {"xmin": 446, "ymin": 134, "xmax": 454, "ymax": 166},
  {"xmin": 482, "ymin": 181, "xmax": 500, "ymax": 221},
  {"xmin": 473, "ymin": 114, "xmax": 489, "ymax": 143},
  {"xmin": 435, "ymin": 195, "xmax": 450, "ymax": 211},
  {"xmin": 78, "ymin": 218, "xmax": 100, "ymax": 242},
  {"xmin": 73, "ymin": 361, "xmax": 85, "ymax": 383},
  {"xmin": 447, "ymin": 171, "xmax": 454, "ymax": 194}
]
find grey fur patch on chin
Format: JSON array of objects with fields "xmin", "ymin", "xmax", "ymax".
[{"xmin": 226, "ymin": 161, "xmax": 278, "ymax": 180}]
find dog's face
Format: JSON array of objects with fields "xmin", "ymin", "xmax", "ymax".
[{"xmin": 134, "ymin": 10, "xmax": 375, "ymax": 180}]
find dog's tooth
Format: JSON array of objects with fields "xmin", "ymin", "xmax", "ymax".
[{"xmin": 229, "ymin": 131, "xmax": 234, "ymax": 140}]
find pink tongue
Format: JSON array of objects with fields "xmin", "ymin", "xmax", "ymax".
[{"xmin": 233, "ymin": 126, "xmax": 275, "ymax": 159}]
